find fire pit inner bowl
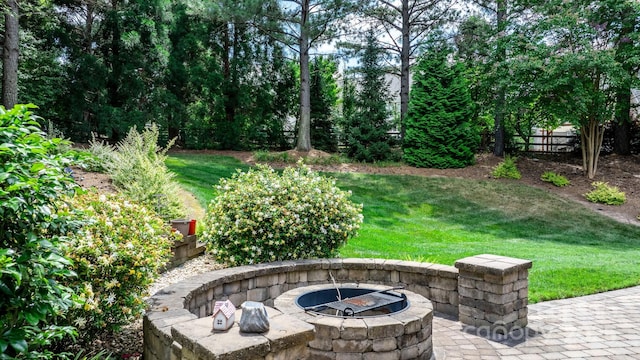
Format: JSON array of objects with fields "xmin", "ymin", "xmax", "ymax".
[{"xmin": 296, "ymin": 287, "xmax": 409, "ymax": 317}]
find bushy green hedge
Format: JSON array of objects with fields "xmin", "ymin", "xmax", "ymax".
[
  {"xmin": 202, "ymin": 163, "xmax": 363, "ymax": 266},
  {"xmin": 60, "ymin": 191, "xmax": 176, "ymax": 337},
  {"xmin": 403, "ymin": 43, "xmax": 478, "ymax": 169},
  {"xmin": 0, "ymin": 105, "xmax": 79, "ymax": 359}
]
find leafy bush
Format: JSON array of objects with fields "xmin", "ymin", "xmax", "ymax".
[
  {"xmin": 584, "ymin": 182, "xmax": 626, "ymax": 205},
  {"xmin": 59, "ymin": 191, "xmax": 177, "ymax": 338},
  {"xmin": 202, "ymin": 163, "xmax": 363, "ymax": 266},
  {"xmin": 492, "ymin": 156, "xmax": 522, "ymax": 179},
  {"xmin": 541, "ymin": 171, "xmax": 570, "ymax": 187},
  {"xmin": 0, "ymin": 105, "xmax": 79, "ymax": 358},
  {"xmin": 101, "ymin": 125, "xmax": 186, "ymax": 221}
]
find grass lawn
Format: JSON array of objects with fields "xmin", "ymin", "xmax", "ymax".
[{"xmin": 166, "ymin": 153, "xmax": 640, "ymax": 303}]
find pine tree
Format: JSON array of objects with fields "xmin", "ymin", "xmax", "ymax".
[
  {"xmin": 343, "ymin": 32, "xmax": 394, "ymax": 162},
  {"xmin": 403, "ymin": 44, "xmax": 479, "ymax": 168},
  {"xmin": 310, "ymin": 57, "xmax": 339, "ymax": 153}
]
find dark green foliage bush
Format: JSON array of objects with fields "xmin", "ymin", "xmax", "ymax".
[
  {"xmin": 202, "ymin": 163, "xmax": 363, "ymax": 266},
  {"xmin": 403, "ymin": 44, "xmax": 479, "ymax": 168},
  {"xmin": 492, "ymin": 156, "xmax": 522, "ymax": 179},
  {"xmin": 585, "ymin": 182, "xmax": 626, "ymax": 205},
  {"xmin": 541, "ymin": 171, "xmax": 570, "ymax": 187},
  {"xmin": 0, "ymin": 105, "xmax": 79, "ymax": 358},
  {"xmin": 59, "ymin": 191, "xmax": 176, "ymax": 338},
  {"xmin": 341, "ymin": 33, "xmax": 395, "ymax": 162}
]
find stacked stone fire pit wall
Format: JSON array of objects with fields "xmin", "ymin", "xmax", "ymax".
[
  {"xmin": 144, "ymin": 258, "xmax": 458, "ymax": 360},
  {"xmin": 144, "ymin": 255, "xmax": 531, "ymax": 360}
]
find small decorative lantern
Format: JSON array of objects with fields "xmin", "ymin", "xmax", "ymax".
[
  {"xmin": 239, "ymin": 301, "xmax": 270, "ymax": 333},
  {"xmin": 212, "ymin": 300, "xmax": 236, "ymax": 331}
]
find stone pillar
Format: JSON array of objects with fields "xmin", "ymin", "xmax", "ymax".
[{"xmin": 455, "ymin": 254, "xmax": 532, "ymax": 334}]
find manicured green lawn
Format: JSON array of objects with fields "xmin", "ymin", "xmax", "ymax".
[{"xmin": 166, "ymin": 153, "xmax": 640, "ymax": 303}]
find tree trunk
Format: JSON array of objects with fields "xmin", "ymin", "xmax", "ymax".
[
  {"xmin": 613, "ymin": 14, "xmax": 635, "ymax": 156},
  {"xmin": 296, "ymin": 0, "xmax": 311, "ymax": 152},
  {"xmin": 107, "ymin": 0, "xmax": 122, "ymax": 108},
  {"xmin": 84, "ymin": 1, "xmax": 95, "ymax": 55},
  {"xmin": 582, "ymin": 118, "xmax": 604, "ymax": 179},
  {"xmin": 2, "ymin": 0, "xmax": 19, "ymax": 109},
  {"xmin": 492, "ymin": 0, "xmax": 507, "ymax": 157},
  {"xmin": 399, "ymin": 0, "xmax": 410, "ymax": 141}
]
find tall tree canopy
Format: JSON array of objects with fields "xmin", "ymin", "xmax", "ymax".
[
  {"xmin": 310, "ymin": 56, "xmax": 340, "ymax": 153},
  {"xmin": 516, "ymin": 0, "xmax": 634, "ymax": 178}
]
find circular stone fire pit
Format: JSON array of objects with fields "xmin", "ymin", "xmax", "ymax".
[{"xmin": 274, "ymin": 284, "xmax": 434, "ymax": 359}]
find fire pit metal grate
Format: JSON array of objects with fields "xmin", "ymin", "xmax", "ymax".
[{"xmin": 300, "ymin": 286, "xmax": 407, "ymax": 317}]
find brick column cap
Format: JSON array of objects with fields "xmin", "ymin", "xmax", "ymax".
[{"xmin": 454, "ymin": 254, "xmax": 532, "ymax": 276}]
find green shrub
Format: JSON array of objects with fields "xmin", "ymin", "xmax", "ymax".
[
  {"xmin": 541, "ymin": 171, "xmax": 570, "ymax": 187},
  {"xmin": 403, "ymin": 44, "xmax": 478, "ymax": 169},
  {"xmin": 202, "ymin": 163, "xmax": 363, "ymax": 266},
  {"xmin": 0, "ymin": 105, "xmax": 79, "ymax": 358},
  {"xmin": 253, "ymin": 151, "xmax": 294, "ymax": 163},
  {"xmin": 584, "ymin": 182, "xmax": 626, "ymax": 205},
  {"xmin": 102, "ymin": 125, "xmax": 186, "ymax": 221},
  {"xmin": 492, "ymin": 156, "xmax": 522, "ymax": 179},
  {"xmin": 60, "ymin": 191, "xmax": 177, "ymax": 338}
]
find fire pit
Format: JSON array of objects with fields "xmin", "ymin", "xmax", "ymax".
[
  {"xmin": 298, "ymin": 286, "xmax": 408, "ymax": 317},
  {"xmin": 274, "ymin": 284, "xmax": 434, "ymax": 359}
]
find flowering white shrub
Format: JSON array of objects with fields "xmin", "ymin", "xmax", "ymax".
[
  {"xmin": 59, "ymin": 191, "xmax": 177, "ymax": 338},
  {"xmin": 202, "ymin": 162, "xmax": 363, "ymax": 266}
]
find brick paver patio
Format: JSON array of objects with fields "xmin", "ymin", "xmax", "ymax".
[{"xmin": 433, "ymin": 286, "xmax": 640, "ymax": 359}]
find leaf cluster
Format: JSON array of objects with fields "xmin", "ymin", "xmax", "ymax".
[
  {"xmin": 59, "ymin": 191, "xmax": 176, "ymax": 339},
  {"xmin": 584, "ymin": 182, "xmax": 626, "ymax": 205},
  {"xmin": 0, "ymin": 105, "xmax": 79, "ymax": 358},
  {"xmin": 540, "ymin": 171, "xmax": 570, "ymax": 187},
  {"xmin": 492, "ymin": 156, "xmax": 522, "ymax": 180}
]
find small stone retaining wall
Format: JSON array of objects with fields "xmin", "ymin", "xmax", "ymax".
[{"xmin": 168, "ymin": 235, "xmax": 205, "ymax": 269}]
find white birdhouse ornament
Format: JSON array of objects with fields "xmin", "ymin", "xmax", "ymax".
[{"xmin": 212, "ymin": 300, "xmax": 236, "ymax": 331}]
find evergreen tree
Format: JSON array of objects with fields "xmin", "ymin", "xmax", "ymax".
[
  {"xmin": 343, "ymin": 32, "xmax": 394, "ymax": 162},
  {"xmin": 310, "ymin": 57, "xmax": 339, "ymax": 153},
  {"xmin": 403, "ymin": 43, "xmax": 479, "ymax": 168}
]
